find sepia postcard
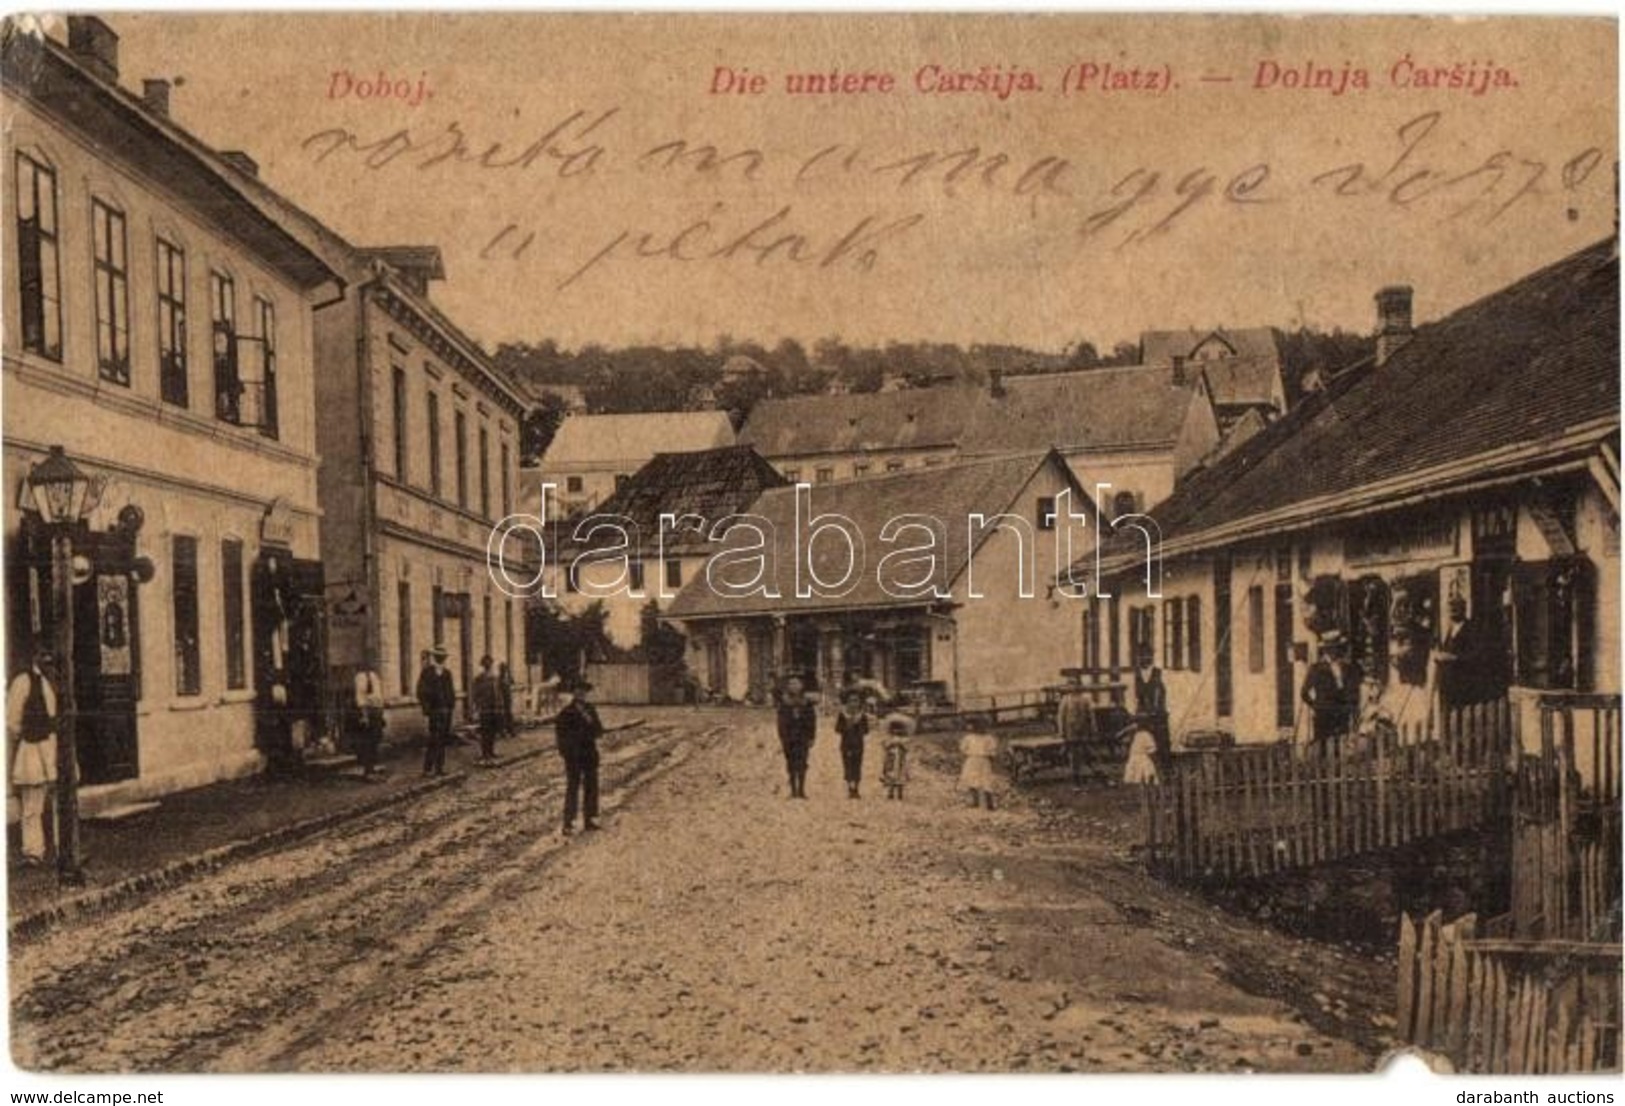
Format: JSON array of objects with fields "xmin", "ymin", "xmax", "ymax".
[{"xmin": 1, "ymin": 10, "xmax": 1619, "ymax": 1081}]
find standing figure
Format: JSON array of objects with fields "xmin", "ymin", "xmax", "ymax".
[
  {"xmin": 497, "ymin": 661, "xmax": 517, "ymax": 738},
  {"xmin": 880, "ymin": 714, "xmax": 912, "ymax": 800},
  {"xmin": 555, "ymin": 677, "xmax": 603, "ymax": 836},
  {"xmin": 959, "ymin": 715, "xmax": 1001, "ymax": 810},
  {"xmin": 416, "ymin": 643, "xmax": 457, "ymax": 776},
  {"xmin": 776, "ymin": 675, "xmax": 817, "ymax": 799},
  {"xmin": 7, "ymin": 650, "xmax": 59, "ymax": 865},
  {"xmin": 1301, "ymin": 632, "xmax": 1362, "ymax": 745},
  {"xmin": 835, "ymin": 692, "xmax": 869, "ymax": 799},
  {"xmin": 1133, "ymin": 655, "xmax": 1171, "ymax": 772},
  {"xmin": 1434, "ymin": 596, "xmax": 1504, "ymax": 712},
  {"xmin": 472, "ymin": 655, "xmax": 504, "ymax": 766},
  {"xmin": 351, "ymin": 664, "xmax": 387, "ymax": 779}
]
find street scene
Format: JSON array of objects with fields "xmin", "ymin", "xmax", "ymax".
[
  {"xmin": 13, "ymin": 706, "xmax": 1387, "ymax": 1073},
  {"xmin": 2, "ymin": 11, "xmax": 1620, "ymax": 1080}
]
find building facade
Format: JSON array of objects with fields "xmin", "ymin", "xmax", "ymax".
[
  {"xmin": 312, "ymin": 249, "xmax": 530, "ymax": 733},
  {"xmin": 666, "ymin": 452, "xmax": 1094, "ymax": 705},
  {"xmin": 3, "ymin": 19, "xmax": 343, "ymax": 807},
  {"xmin": 1084, "ymin": 245, "xmax": 1620, "ymax": 755}
]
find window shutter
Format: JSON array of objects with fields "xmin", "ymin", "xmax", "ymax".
[{"xmin": 1187, "ymin": 595, "xmax": 1202, "ymax": 672}]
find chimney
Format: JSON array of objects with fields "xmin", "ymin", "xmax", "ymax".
[
  {"xmin": 989, "ymin": 368, "xmax": 1006, "ymax": 398},
  {"xmin": 141, "ymin": 78, "xmax": 171, "ymax": 118},
  {"xmin": 66, "ymin": 16, "xmax": 120, "ymax": 83},
  {"xmin": 1374, "ymin": 285, "xmax": 1414, "ymax": 367},
  {"xmin": 219, "ymin": 151, "xmax": 259, "ymax": 177},
  {"xmin": 1171, "ymin": 354, "xmax": 1188, "ymax": 387}
]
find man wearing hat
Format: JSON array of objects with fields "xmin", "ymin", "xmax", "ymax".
[
  {"xmin": 6, "ymin": 649, "xmax": 59, "ymax": 865},
  {"xmin": 1301, "ymin": 631, "xmax": 1361, "ymax": 744},
  {"xmin": 555, "ymin": 675, "xmax": 604, "ymax": 835},
  {"xmin": 416, "ymin": 643, "xmax": 457, "ymax": 776}
]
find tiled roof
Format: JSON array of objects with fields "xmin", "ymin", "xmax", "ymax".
[
  {"xmin": 738, "ymin": 388, "xmax": 980, "ymax": 457},
  {"xmin": 970, "ymin": 366, "xmax": 1200, "ymax": 452},
  {"xmin": 742, "ymin": 371, "xmax": 1201, "ymax": 460},
  {"xmin": 667, "ymin": 452, "xmax": 1086, "ymax": 620},
  {"xmin": 563, "ymin": 446, "xmax": 787, "ymax": 556},
  {"xmin": 541, "ymin": 411, "xmax": 736, "ymax": 468},
  {"xmin": 1091, "ymin": 239, "xmax": 1620, "ymax": 568}
]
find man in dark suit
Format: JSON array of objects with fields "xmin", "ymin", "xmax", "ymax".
[
  {"xmin": 1301, "ymin": 632, "xmax": 1362, "ymax": 744},
  {"xmin": 556, "ymin": 676, "xmax": 604, "ymax": 836},
  {"xmin": 416, "ymin": 643, "xmax": 457, "ymax": 776}
]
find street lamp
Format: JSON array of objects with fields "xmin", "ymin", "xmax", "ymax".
[{"xmin": 21, "ymin": 446, "xmax": 104, "ymax": 885}]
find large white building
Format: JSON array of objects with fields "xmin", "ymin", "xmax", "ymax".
[{"xmin": 3, "ymin": 19, "xmax": 344, "ymax": 806}]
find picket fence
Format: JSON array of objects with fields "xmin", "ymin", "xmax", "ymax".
[
  {"xmin": 1397, "ymin": 909, "xmax": 1621, "ymax": 1073},
  {"xmin": 1143, "ymin": 700, "xmax": 1512, "ymax": 881}
]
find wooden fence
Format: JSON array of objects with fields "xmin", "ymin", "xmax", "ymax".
[
  {"xmin": 910, "ymin": 688, "xmax": 1056, "ymax": 733},
  {"xmin": 1508, "ymin": 693, "xmax": 1622, "ymax": 940},
  {"xmin": 1143, "ymin": 700, "xmax": 1512, "ymax": 881},
  {"xmin": 1397, "ymin": 909, "xmax": 1621, "ymax": 1073}
]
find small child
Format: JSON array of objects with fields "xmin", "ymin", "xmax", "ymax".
[
  {"xmin": 958, "ymin": 715, "xmax": 1001, "ymax": 810},
  {"xmin": 879, "ymin": 713, "xmax": 912, "ymax": 800}
]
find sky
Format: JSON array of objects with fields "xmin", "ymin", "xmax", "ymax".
[{"xmin": 94, "ymin": 12, "xmax": 1618, "ymax": 353}]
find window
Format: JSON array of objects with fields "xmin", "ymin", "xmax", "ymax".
[
  {"xmin": 431, "ymin": 584, "xmax": 445, "ymax": 649},
  {"xmin": 1513, "ymin": 557, "xmax": 1595, "ymax": 691},
  {"xmin": 784, "ymin": 468, "xmax": 801, "ymax": 483},
  {"xmin": 629, "ymin": 560, "xmax": 646, "ymax": 592},
  {"xmin": 15, "ymin": 152, "xmax": 61, "ymax": 360},
  {"xmin": 479, "ymin": 425, "xmax": 491, "ymax": 518},
  {"xmin": 1162, "ymin": 599, "xmax": 1184, "ymax": 670},
  {"xmin": 397, "ymin": 580, "xmax": 413, "ymax": 695},
  {"xmin": 157, "ymin": 238, "xmax": 188, "ymax": 406},
  {"xmin": 221, "ymin": 539, "xmax": 246, "ymax": 690},
  {"xmin": 1247, "ymin": 586, "xmax": 1266, "ymax": 674},
  {"xmin": 885, "ymin": 460, "xmax": 905, "ymax": 473},
  {"xmin": 1082, "ymin": 600, "xmax": 1102, "ymax": 669},
  {"xmin": 210, "ymin": 271, "xmax": 240, "ymax": 423},
  {"xmin": 92, "ymin": 199, "xmax": 130, "ymax": 384},
  {"xmin": 255, "ymin": 297, "xmax": 278, "ymax": 439},
  {"xmin": 483, "ymin": 594, "xmax": 493, "ymax": 658},
  {"xmin": 427, "ymin": 390, "xmax": 442, "ymax": 496},
  {"xmin": 454, "ymin": 410, "xmax": 469, "ymax": 508},
  {"xmin": 391, "ymin": 366, "xmax": 408, "ymax": 478},
  {"xmin": 500, "ymin": 441, "xmax": 512, "ymax": 515},
  {"xmin": 852, "ymin": 462, "xmax": 871, "ymax": 477},
  {"xmin": 172, "ymin": 536, "xmax": 201, "ymax": 696},
  {"xmin": 1037, "ymin": 495, "xmax": 1057, "ymax": 531},
  {"xmin": 566, "ymin": 475, "xmax": 584, "ymax": 494},
  {"xmin": 925, "ymin": 456, "xmax": 943, "ymax": 467},
  {"xmin": 1187, "ymin": 595, "xmax": 1203, "ymax": 673},
  {"xmin": 816, "ymin": 467, "xmax": 834, "ymax": 484},
  {"xmin": 1131, "ymin": 605, "xmax": 1156, "ymax": 668},
  {"xmin": 504, "ymin": 600, "xmax": 514, "ymax": 667},
  {"xmin": 665, "ymin": 558, "xmax": 683, "ymax": 590},
  {"xmin": 1113, "ymin": 490, "xmax": 1139, "ymax": 518}
]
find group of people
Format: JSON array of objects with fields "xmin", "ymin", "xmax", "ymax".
[
  {"xmin": 775, "ymin": 674, "xmax": 1004, "ymax": 808},
  {"xmin": 777, "ymin": 675, "xmax": 916, "ymax": 801},
  {"xmin": 408, "ymin": 646, "xmax": 519, "ymax": 777}
]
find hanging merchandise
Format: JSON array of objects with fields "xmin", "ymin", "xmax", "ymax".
[
  {"xmin": 1387, "ymin": 573, "xmax": 1437, "ymax": 687},
  {"xmin": 1302, "ymin": 574, "xmax": 1346, "ymax": 637}
]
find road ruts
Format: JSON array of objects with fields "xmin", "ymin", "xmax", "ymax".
[{"xmin": 10, "ymin": 716, "xmax": 731, "ymax": 1073}]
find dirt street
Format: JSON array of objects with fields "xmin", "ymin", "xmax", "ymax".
[{"xmin": 10, "ymin": 708, "xmax": 1392, "ymax": 1073}]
